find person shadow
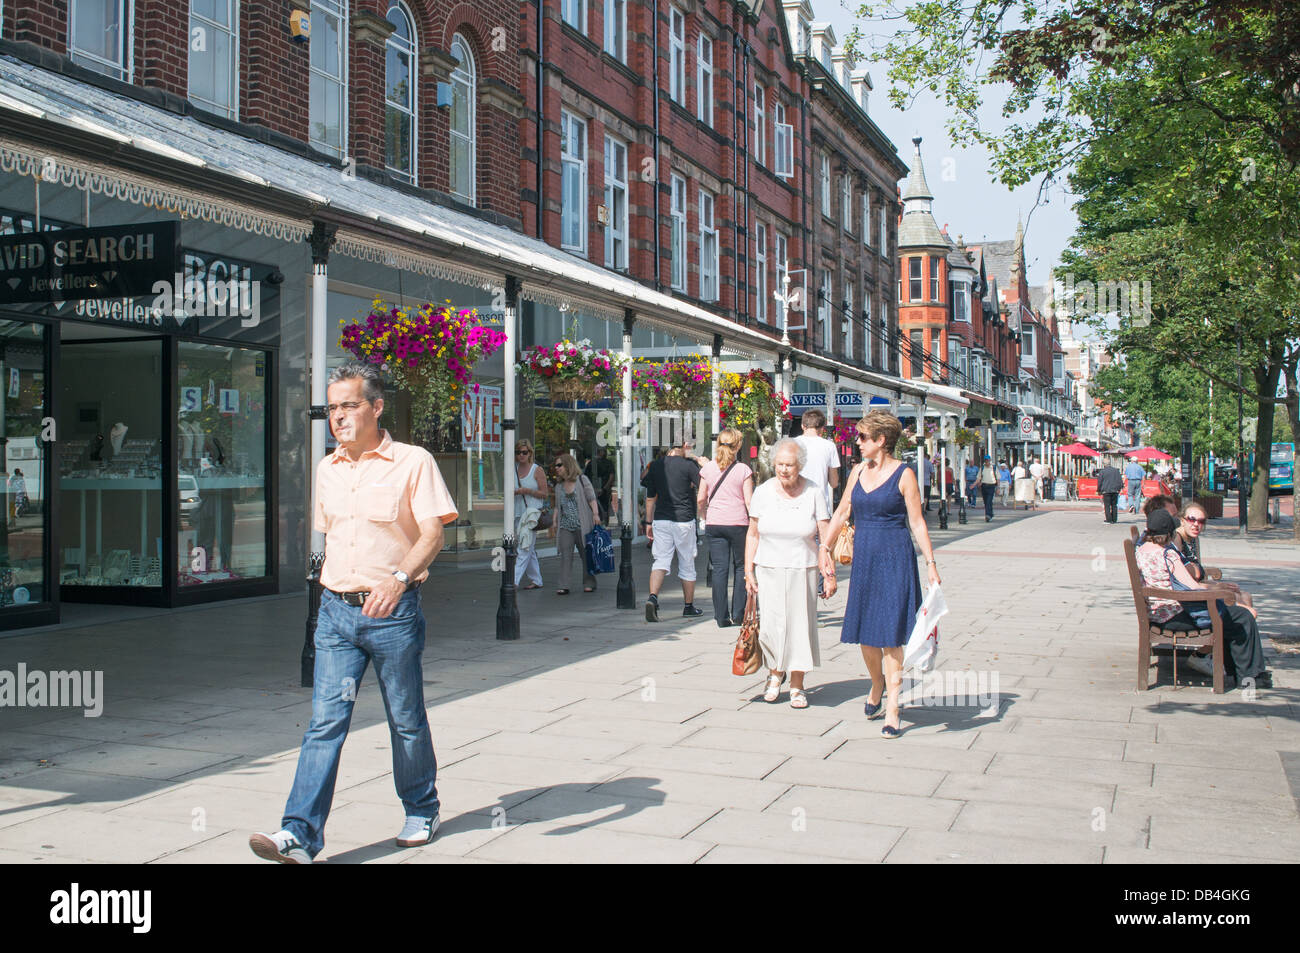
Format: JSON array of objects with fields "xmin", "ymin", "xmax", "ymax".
[
  {"xmin": 322, "ymin": 777, "xmax": 667, "ymax": 863},
  {"xmin": 789, "ymin": 675, "xmax": 1016, "ymax": 734}
]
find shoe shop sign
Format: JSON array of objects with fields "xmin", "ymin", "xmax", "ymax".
[{"xmin": 0, "ymin": 221, "xmax": 180, "ymax": 304}]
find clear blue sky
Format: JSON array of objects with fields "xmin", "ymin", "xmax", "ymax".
[{"xmin": 819, "ymin": 5, "xmax": 1077, "ymax": 289}]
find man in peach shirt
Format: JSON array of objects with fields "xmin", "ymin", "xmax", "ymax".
[{"xmin": 251, "ymin": 362, "xmax": 458, "ymax": 864}]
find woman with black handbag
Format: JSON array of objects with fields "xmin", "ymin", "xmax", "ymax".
[{"xmin": 698, "ymin": 428, "xmax": 754, "ymax": 628}]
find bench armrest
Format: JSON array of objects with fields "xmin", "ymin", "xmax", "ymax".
[
  {"xmin": 1204, "ymin": 566, "xmax": 1222, "ymax": 581},
  {"xmin": 1142, "ymin": 586, "xmax": 1237, "ymax": 607}
]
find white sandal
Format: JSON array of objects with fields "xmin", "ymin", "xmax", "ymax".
[
  {"xmin": 763, "ymin": 673, "xmax": 784, "ymax": 703},
  {"xmin": 789, "ymin": 687, "xmax": 808, "ymax": 709}
]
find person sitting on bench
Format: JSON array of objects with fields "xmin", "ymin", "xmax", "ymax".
[{"xmin": 1134, "ymin": 509, "xmax": 1270, "ymax": 688}]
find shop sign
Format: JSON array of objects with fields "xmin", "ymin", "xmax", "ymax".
[
  {"xmin": 0, "ymin": 221, "xmax": 180, "ymax": 304},
  {"xmin": 462, "ymin": 386, "xmax": 502, "ymax": 451},
  {"xmin": 834, "ymin": 392, "xmax": 863, "ymax": 410},
  {"xmin": 787, "ymin": 393, "xmax": 827, "ymax": 415}
]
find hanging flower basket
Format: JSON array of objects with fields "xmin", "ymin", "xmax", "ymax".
[
  {"xmin": 632, "ymin": 355, "xmax": 717, "ymax": 411},
  {"xmin": 517, "ymin": 338, "xmax": 630, "ymax": 403},
  {"xmin": 339, "ymin": 299, "xmax": 506, "ymax": 431},
  {"xmin": 954, "ymin": 426, "xmax": 981, "ymax": 450},
  {"xmin": 718, "ymin": 369, "xmax": 787, "ymax": 430}
]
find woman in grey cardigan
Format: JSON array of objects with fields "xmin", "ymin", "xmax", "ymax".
[{"xmin": 550, "ymin": 453, "xmax": 602, "ymax": 594}]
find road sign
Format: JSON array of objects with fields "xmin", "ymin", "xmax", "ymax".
[{"xmin": 1018, "ymin": 415, "xmax": 1034, "ymax": 437}]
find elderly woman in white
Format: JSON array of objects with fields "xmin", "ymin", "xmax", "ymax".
[{"xmin": 744, "ymin": 438, "xmax": 837, "ymax": 709}]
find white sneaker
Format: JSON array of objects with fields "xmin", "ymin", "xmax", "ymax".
[
  {"xmin": 249, "ymin": 829, "xmax": 311, "ymax": 864},
  {"xmin": 395, "ymin": 814, "xmax": 440, "ymax": 847},
  {"xmin": 1185, "ymin": 654, "xmax": 1215, "ymax": 677}
]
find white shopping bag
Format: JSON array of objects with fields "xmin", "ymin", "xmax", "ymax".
[{"xmin": 904, "ymin": 583, "xmax": 948, "ymax": 672}]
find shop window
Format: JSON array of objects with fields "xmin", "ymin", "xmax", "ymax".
[
  {"xmin": 384, "ymin": 3, "xmax": 418, "ymax": 184},
  {"xmin": 69, "ymin": 0, "xmax": 133, "ymax": 81},
  {"xmin": 0, "ymin": 321, "xmax": 50, "ymax": 611},
  {"xmin": 176, "ymin": 342, "xmax": 269, "ymax": 586},
  {"xmin": 449, "ymin": 34, "xmax": 476, "ymax": 204},
  {"xmin": 188, "ymin": 0, "xmax": 238, "ymax": 119},
  {"xmin": 309, "ymin": 0, "xmax": 347, "ymax": 158},
  {"xmin": 561, "ymin": 110, "xmax": 587, "ymax": 253}
]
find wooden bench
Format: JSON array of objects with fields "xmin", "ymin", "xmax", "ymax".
[
  {"xmin": 1128, "ymin": 526, "xmax": 1222, "ymax": 580},
  {"xmin": 1124, "ymin": 536, "xmax": 1232, "ymax": 693}
]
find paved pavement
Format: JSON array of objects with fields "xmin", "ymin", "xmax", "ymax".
[{"xmin": 0, "ymin": 499, "xmax": 1296, "ymax": 864}]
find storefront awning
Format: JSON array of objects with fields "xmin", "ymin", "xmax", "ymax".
[
  {"xmin": 0, "ymin": 55, "xmax": 922, "ymax": 400},
  {"xmin": 908, "ymin": 382, "xmax": 969, "ymax": 415}
]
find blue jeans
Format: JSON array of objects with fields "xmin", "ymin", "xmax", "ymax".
[
  {"xmin": 281, "ymin": 588, "xmax": 439, "ymax": 858},
  {"xmin": 1126, "ymin": 479, "xmax": 1142, "ymax": 509}
]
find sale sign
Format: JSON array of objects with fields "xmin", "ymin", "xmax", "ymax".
[{"xmin": 461, "ymin": 386, "xmax": 502, "ymax": 451}]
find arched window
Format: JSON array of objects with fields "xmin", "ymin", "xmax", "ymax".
[
  {"xmin": 385, "ymin": 3, "xmax": 417, "ymax": 183},
  {"xmin": 449, "ymin": 34, "xmax": 476, "ymax": 204}
]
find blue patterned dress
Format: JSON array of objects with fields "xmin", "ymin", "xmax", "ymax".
[{"xmin": 839, "ymin": 464, "xmax": 922, "ymax": 647}]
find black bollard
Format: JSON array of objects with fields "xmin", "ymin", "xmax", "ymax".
[
  {"xmin": 957, "ymin": 497, "xmax": 968, "ymax": 524},
  {"xmin": 616, "ymin": 520, "xmax": 637, "ymax": 608},
  {"xmin": 496, "ymin": 535, "xmax": 520, "ymax": 640},
  {"xmin": 938, "ymin": 499, "xmax": 949, "ymax": 530},
  {"xmin": 301, "ymin": 551, "xmax": 325, "ymax": 687}
]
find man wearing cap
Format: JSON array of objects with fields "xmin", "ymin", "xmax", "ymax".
[{"xmin": 250, "ymin": 362, "xmax": 458, "ymax": 864}]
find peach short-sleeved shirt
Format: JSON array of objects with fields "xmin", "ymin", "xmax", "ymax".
[{"xmin": 315, "ymin": 430, "xmax": 458, "ymax": 592}]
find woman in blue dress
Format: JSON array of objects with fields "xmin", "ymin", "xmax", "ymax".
[{"xmin": 821, "ymin": 411, "xmax": 941, "ymax": 738}]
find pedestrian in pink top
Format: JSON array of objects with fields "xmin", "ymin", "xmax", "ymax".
[{"xmin": 697, "ymin": 427, "xmax": 754, "ymax": 628}]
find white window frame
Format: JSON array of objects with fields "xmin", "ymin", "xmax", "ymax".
[
  {"xmin": 699, "ymin": 188, "xmax": 718, "ymax": 302},
  {"xmin": 561, "ymin": 0, "xmax": 584, "ymax": 31},
  {"xmin": 908, "ymin": 257, "xmax": 922, "ymax": 301},
  {"xmin": 841, "ymin": 174, "xmax": 852, "ymax": 233},
  {"xmin": 865, "ymin": 291, "xmax": 875, "ymax": 367},
  {"xmin": 188, "ymin": 0, "xmax": 238, "ymax": 119},
  {"xmin": 953, "ymin": 279, "xmax": 969, "ymax": 322},
  {"xmin": 308, "ymin": 0, "xmax": 348, "ymax": 159},
  {"xmin": 879, "ymin": 205, "xmax": 887, "ymax": 256},
  {"xmin": 773, "ymin": 100, "xmax": 793, "ymax": 179},
  {"xmin": 948, "ymin": 339, "xmax": 959, "ymax": 384},
  {"xmin": 604, "ymin": 135, "xmax": 628, "ymax": 271},
  {"xmin": 670, "ymin": 174, "xmax": 687, "ymax": 291},
  {"xmin": 383, "ymin": 2, "xmax": 418, "ymax": 184},
  {"xmin": 843, "ymin": 278, "xmax": 853, "ymax": 357},
  {"xmin": 448, "ymin": 34, "xmax": 476, "ymax": 203},
  {"xmin": 69, "ymin": 0, "xmax": 134, "ymax": 81},
  {"xmin": 755, "ymin": 223, "xmax": 767, "ymax": 323},
  {"xmin": 820, "ymin": 152, "xmax": 832, "ymax": 218},
  {"xmin": 669, "ymin": 7, "xmax": 686, "ymax": 104},
  {"xmin": 697, "ymin": 33, "xmax": 714, "ymax": 126},
  {"xmin": 603, "ymin": 0, "xmax": 625, "ymax": 60},
  {"xmin": 560, "ymin": 110, "xmax": 587, "ymax": 254},
  {"xmin": 930, "ymin": 255, "xmax": 941, "ymax": 301},
  {"xmin": 774, "ymin": 233, "xmax": 789, "ymax": 321},
  {"xmin": 752, "ymin": 83, "xmax": 765, "ymax": 167},
  {"xmin": 819, "ymin": 271, "xmax": 832, "ymax": 350},
  {"xmin": 862, "ymin": 191, "xmax": 871, "ymax": 247}
]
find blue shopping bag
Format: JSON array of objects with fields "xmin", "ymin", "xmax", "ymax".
[{"xmin": 585, "ymin": 525, "xmax": 615, "ymax": 575}]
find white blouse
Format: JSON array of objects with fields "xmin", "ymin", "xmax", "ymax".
[{"xmin": 749, "ymin": 478, "xmax": 828, "ymax": 569}]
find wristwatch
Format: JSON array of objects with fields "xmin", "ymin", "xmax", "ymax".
[{"xmin": 393, "ymin": 570, "xmax": 411, "ymax": 589}]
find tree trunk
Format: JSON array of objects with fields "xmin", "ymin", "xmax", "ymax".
[
  {"xmin": 1284, "ymin": 360, "xmax": 1299, "ymax": 542},
  {"xmin": 1248, "ymin": 362, "xmax": 1282, "ymax": 529}
]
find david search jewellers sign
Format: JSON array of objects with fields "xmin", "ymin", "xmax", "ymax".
[{"xmin": 0, "ymin": 221, "xmax": 181, "ymax": 304}]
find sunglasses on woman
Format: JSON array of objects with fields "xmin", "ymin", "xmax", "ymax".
[{"xmin": 1184, "ymin": 516, "xmax": 1206, "ymax": 525}]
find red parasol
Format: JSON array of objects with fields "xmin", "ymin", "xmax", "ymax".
[
  {"xmin": 1124, "ymin": 447, "xmax": 1172, "ymax": 462},
  {"xmin": 1058, "ymin": 442, "xmax": 1100, "ymax": 457}
]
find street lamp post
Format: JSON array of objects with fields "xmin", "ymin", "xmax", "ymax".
[
  {"xmin": 496, "ymin": 277, "xmax": 521, "ymax": 639},
  {"xmin": 616, "ymin": 311, "xmax": 637, "ymax": 609},
  {"xmin": 1237, "ymin": 333, "xmax": 1246, "ymax": 537}
]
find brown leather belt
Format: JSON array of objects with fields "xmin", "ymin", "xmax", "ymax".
[{"xmin": 330, "ymin": 582, "xmax": 421, "ymax": 607}]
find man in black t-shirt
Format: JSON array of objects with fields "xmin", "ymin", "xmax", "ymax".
[{"xmin": 642, "ymin": 437, "xmax": 703, "ymax": 621}]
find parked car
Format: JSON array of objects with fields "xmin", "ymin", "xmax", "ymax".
[{"xmin": 179, "ymin": 475, "xmax": 201, "ymax": 525}]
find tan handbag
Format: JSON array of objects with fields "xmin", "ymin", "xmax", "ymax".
[
  {"xmin": 831, "ymin": 523, "xmax": 854, "ymax": 565},
  {"xmin": 731, "ymin": 593, "xmax": 762, "ymax": 676}
]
